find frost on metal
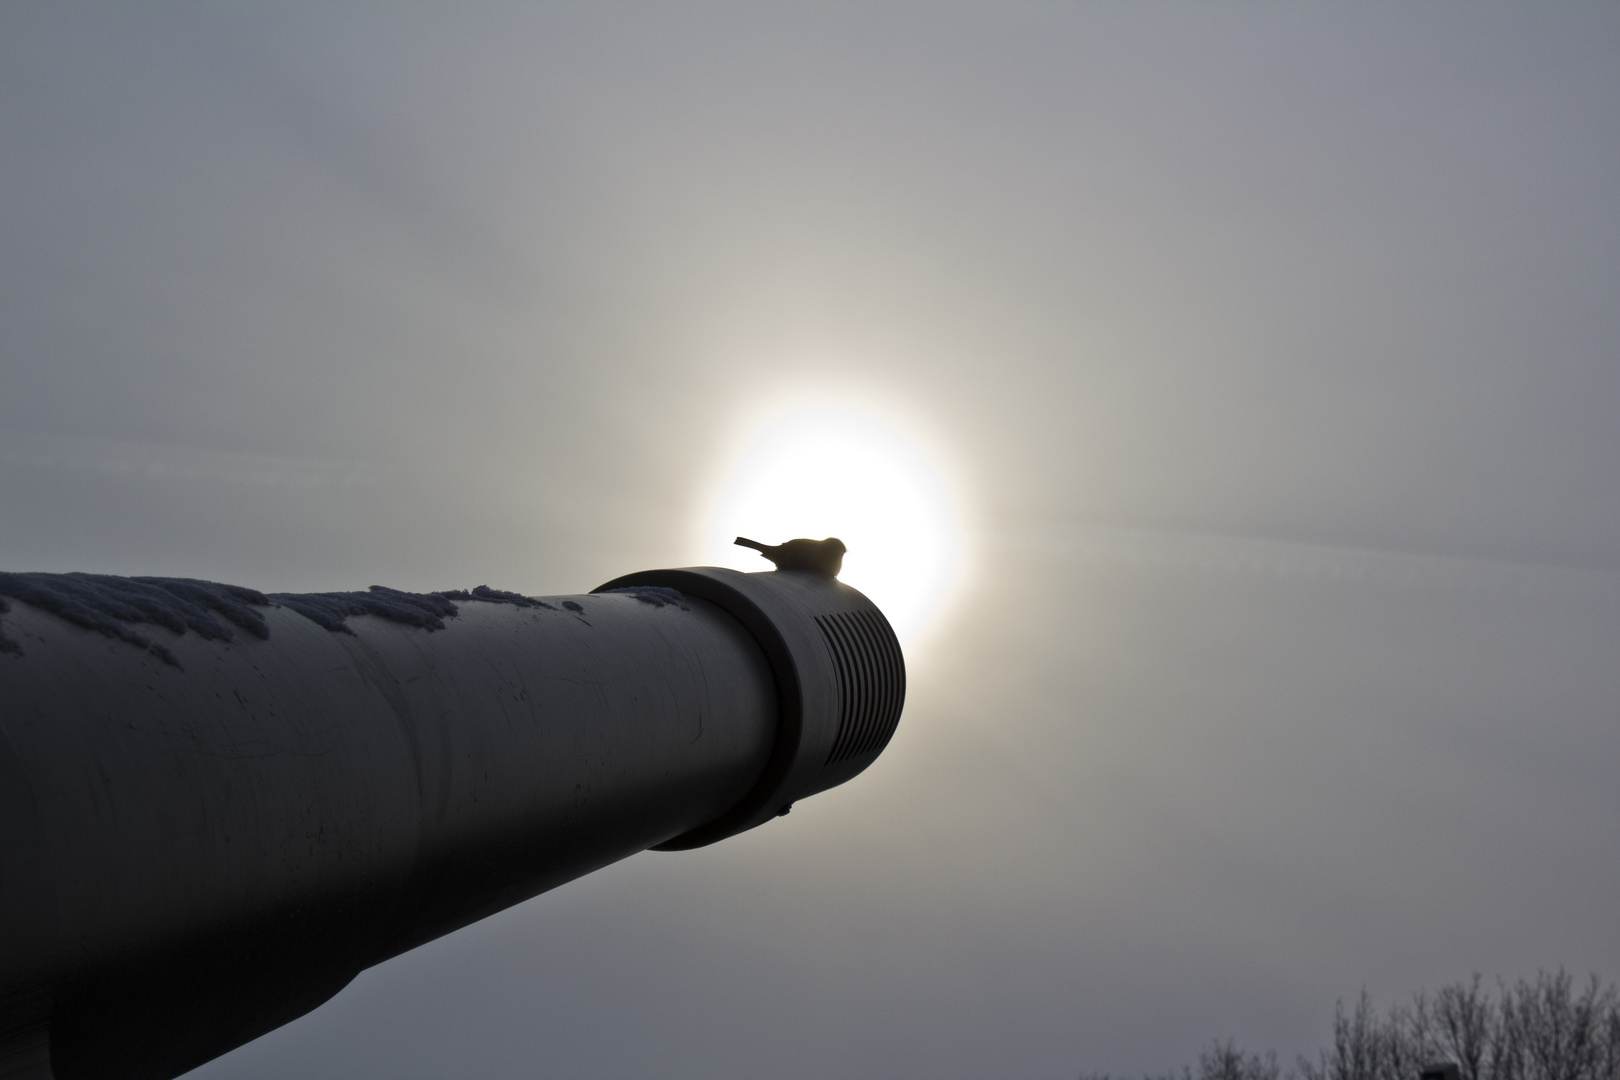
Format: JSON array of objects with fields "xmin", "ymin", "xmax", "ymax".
[
  {"xmin": 0, "ymin": 572, "xmax": 271, "ymax": 665},
  {"xmin": 438, "ymin": 584, "xmax": 555, "ymax": 610},
  {"xmin": 266, "ymin": 586, "xmax": 460, "ymax": 634},
  {"xmin": 599, "ymin": 585, "xmax": 690, "ymax": 610},
  {"xmin": 0, "ymin": 573, "xmax": 555, "ymax": 667}
]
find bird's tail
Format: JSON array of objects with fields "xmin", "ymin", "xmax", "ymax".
[{"xmin": 733, "ymin": 537, "xmax": 769, "ymax": 553}]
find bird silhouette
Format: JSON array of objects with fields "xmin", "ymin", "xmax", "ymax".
[{"xmin": 734, "ymin": 536, "xmax": 847, "ymax": 577}]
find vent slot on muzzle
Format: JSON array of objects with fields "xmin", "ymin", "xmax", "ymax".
[{"xmin": 817, "ymin": 609, "xmax": 906, "ymax": 766}]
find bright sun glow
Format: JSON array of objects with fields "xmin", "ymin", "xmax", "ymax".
[{"xmin": 704, "ymin": 403, "xmax": 962, "ymax": 647}]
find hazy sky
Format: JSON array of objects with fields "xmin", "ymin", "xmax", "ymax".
[{"xmin": 3, "ymin": 4, "xmax": 1618, "ymax": 1076}]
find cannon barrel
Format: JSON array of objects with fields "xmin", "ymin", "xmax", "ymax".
[{"xmin": 0, "ymin": 565, "xmax": 905, "ymax": 1080}]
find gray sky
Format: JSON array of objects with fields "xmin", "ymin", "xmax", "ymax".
[{"xmin": 3, "ymin": 3, "xmax": 1618, "ymax": 1075}]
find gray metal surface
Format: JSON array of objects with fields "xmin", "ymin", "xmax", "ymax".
[
  {"xmin": 595, "ymin": 567, "xmax": 905, "ymax": 849},
  {"xmin": 0, "ymin": 567, "xmax": 902, "ymax": 1080}
]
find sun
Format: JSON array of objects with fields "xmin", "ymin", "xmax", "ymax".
[{"xmin": 703, "ymin": 402, "xmax": 962, "ymax": 647}]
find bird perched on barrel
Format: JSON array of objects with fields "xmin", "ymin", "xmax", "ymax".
[{"xmin": 734, "ymin": 536, "xmax": 847, "ymax": 577}]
